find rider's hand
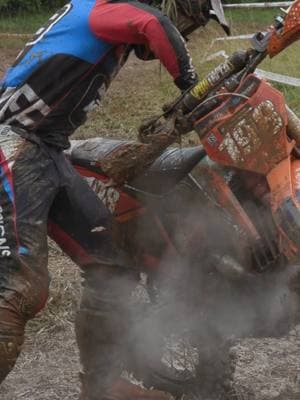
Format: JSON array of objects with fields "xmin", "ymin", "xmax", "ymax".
[
  {"xmin": 173, "ymin": 108, "xmax": 194, "ymax": 136},
  {"xmin": 138, "ymin": 109, "xmax": 193, "ymax": 144}
]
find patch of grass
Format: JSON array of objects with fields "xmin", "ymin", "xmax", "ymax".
[
  {"xmin": 0, "ymin": 37, "xmax": 26, "ymax": 49},
  {"xmin": 272, "ymin": 84, "xmax": 300, "ymax": 116},
  {"xmin": 0, "ymin": 11, "xmax": 52, "ymax": 34},
  {"xmin": 225, "ymin": 8, "xmax": 283, "ymax": 34},
  {"xmin": 261, "ymin": 44, "xmax": 300, "ymax": 78}
]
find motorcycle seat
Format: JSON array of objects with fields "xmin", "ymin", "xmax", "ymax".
[{"xmin": 68, "ymin": 138, "xmax": 205, "ymax": 194}]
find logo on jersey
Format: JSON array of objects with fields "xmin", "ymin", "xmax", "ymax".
[
  {"xmin": 0, "ymin": 206, "xmax": 11, "ymax": 257},
  {"xmin": 13, "ymin": 4, "xmax": 73, "ymax": 66},
  {"xmin": 0, "ymin": 84, "xmax": 51, "ymax": 127}
]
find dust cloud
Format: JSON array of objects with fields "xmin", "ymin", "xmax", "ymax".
[{"xmin": 116, "ymin": 169, "xmax": 300, "ymax": 398}]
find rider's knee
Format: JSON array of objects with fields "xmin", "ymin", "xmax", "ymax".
[
  {"xmin": 21, "ymin": 273, "xmax": 50, "ymax": 319},
  {"xmin": 1, "ymin": 267, "xmax": 50, "ymax": 320}
]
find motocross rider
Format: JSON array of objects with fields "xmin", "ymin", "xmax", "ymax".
[{"xmin": 0, "ymin": 0, "xmax": 229, "ymax": 399}]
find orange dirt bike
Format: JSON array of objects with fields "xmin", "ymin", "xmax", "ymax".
[{"xmin": 67, "ymin": 2, "xmax": 300, "ymax": 398}]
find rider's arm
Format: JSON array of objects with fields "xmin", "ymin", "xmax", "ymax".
[{"xmin": 89, "ymin": 0, "xmax": 198, "ymax": 91}]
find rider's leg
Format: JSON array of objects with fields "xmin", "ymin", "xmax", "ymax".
[
  {"xmin": 0, "ymin": 133, "xmax": 59, "ymax": 382},
  {"xmin": 48, "ymin": 181, "xmax": 173, "ymax": 400},
  {"xmin": 76, "ymin": 263, "xmax": 137, "ymax": 400}
]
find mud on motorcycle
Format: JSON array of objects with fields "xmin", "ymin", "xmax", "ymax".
[{"xmin": 59, "ymin": 2, "xmax": 300, "ymax": 398}]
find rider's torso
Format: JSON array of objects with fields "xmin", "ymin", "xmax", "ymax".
[{"xmin": 0, "ymin": 0, "xmax": 128, "ymax": 149}]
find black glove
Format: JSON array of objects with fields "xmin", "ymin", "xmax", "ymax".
[
  {"xmin": 173, "ymin": 108, "xmax": 194, "ymax": 135},
  {"xmin": 138, "ymin": 109, "xmax": 193, "ymax": 144}
]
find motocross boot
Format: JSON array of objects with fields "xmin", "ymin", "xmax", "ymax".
[
  {"xmin": 76, "ymin": 263, "xmax": 139, "ymax": 400},
  {"xmin": 101, "ymin": 378, "xmax": 174, "ymax": 400}
]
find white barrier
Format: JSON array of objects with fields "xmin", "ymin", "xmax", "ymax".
[
  {"xmin": 213, "ymin": 34, "xmax": 253, "ymax": 42},
  {"xmin": 256, "ymin": 69, "xmax": 300, "ymax": 87},
  {"xmin": 224, "ymin": 2, "xmax": 293, "ymax": 8},
  {"xmin": 206, "ymin": 50, "xmax": 229, "ymax": 61}
]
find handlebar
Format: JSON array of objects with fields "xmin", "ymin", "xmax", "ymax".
[
  {"xmin": 171, "ymin": 1, "xmax": 300, "ymax": 117},
  {"xmin": 140, "ymin": 1, "xmax": 300, "ymax": 142}
]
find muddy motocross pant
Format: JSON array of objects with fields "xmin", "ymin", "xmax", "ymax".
[{"xmin": 0, "ymin": 125, "xmax": 138, "ymax": 399}]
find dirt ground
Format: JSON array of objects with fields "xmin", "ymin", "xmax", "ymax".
[
  {"xmin": 0, "ymin": 249, "xmax": 299, "ymax": 400},
  {"xmin": 0, "ymin": 35, "xmax": 299, "ymax": 400},
  {"xmin": 0, "ymin": 249, "xmax": 81, "ymax": 400}
]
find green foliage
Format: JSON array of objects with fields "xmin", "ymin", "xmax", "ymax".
[
  {"xmin": 0, "ymin": 12, "xmax": 52, "ymax": 34},
  {"xmin": 0, "ymin": 0, "xmax": 66, "ymax": 15}
]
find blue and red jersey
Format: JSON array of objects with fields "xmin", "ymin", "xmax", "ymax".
[{"xmin": 0, "ymin": 0, "xmax": 197, "ymax": 149}]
